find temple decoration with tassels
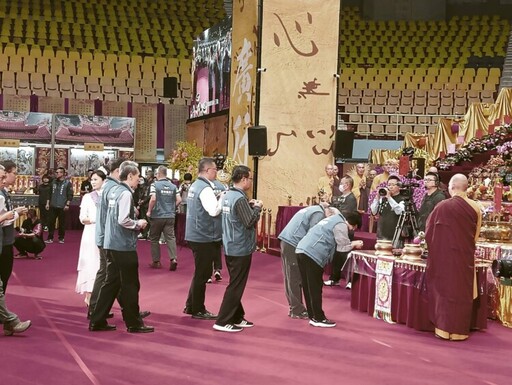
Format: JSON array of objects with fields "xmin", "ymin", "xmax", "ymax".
[{"xmin": 258, "ymin": 208, "xmax": 267, "ymax": 253}]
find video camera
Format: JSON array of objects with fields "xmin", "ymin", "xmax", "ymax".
[{"xmin": 398, "ymin": 181, "xmax": 419, "ymax": 199}]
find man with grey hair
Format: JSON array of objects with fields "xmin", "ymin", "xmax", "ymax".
[
  {"xmin": 296, "ymin": 208, "xmax": 363, "ymax": 328},
  {"xmin": 278, "ymin": 201, "xmax": 329, "ymax": 319},
  {"xmin": 89, "ymin": 161, "xmax": 154, "ymax": 333},
  {"xmin": 146, "ymin": 165, "xmax": 181, "ymax": 270},
  {"xmin": 183, "ymin": 157, "xmax": 224, "ymax": 320}
]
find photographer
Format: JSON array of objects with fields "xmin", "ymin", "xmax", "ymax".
[
  {"xmin": 177, "ymin": 173, "xmax": 193, "ymax": 214},
  {"xmin": 417, "ymin": 172, "xmax": 446, "ymax": 232},
  {"xmin": 370, "ymin": 175, "xmax": 405, "ymax": 241}
]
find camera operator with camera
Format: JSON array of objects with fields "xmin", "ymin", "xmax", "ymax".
[{"xmin": 370, "ymin": 175, "xmax": 405, "ymax": 241}]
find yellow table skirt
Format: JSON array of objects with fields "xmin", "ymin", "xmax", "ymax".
[{"xmin": 498, "ymin": 279, "xmax": 512, "ymax": 328}]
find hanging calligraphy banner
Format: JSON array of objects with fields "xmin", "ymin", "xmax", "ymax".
[
  {"xmin": 373, "ymin": 256, "xmax": 396, "ymax": 324},
  {"xmin": 228, "ymin": 0, "xmax": 258, "ymax": 166},
  {"xmin": 257, "ymin": 0, "xmax": 340, "ymax": 210}
]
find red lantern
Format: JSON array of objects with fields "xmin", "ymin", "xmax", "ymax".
[{"xmin": 417, "ymin": 137, "xmax": 427, "ymax": 148}]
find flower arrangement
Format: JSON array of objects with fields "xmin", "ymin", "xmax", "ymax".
[
  {"xmin": 435, "ymin": 121, "xmax": 512, "ymax": 170},
  {"xmin": 167, "ymin": 141, "xmax": 203, "ymax": 180},
  {"xmin": 466, "ymin": 154, "xmax": 512, "ymax": 201}
]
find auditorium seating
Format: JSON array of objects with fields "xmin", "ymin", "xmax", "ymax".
[
  {"xmin": 0, "ymin": 0, "xmax": 226, "ymax": 104},
  {"xmin": 0, "ymin": 2, "xmax": 509, "ymax": 131},
  {"xmin": 337, "ymin": 6, "xmax": 509, "ymax": 137}
]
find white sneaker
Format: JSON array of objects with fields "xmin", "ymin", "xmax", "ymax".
[
  {"xmin": 234, "ymin": 319, "xmax": 254, "ymax": 328},
  {"xmin": 323, "ymin": 280, "xmax": 340, "ymax": 286},
  {"xmin": 213, "ymin": 323, "xmax": 243, "ymax": 333},
  {"xmin": 345, "ymin": 282, "xmax": 352, "ymax": 290},
  {"xmin": 4, "ymin": 320, "xmax": 32, "ymax": 336},
  {"xmin": 309, "ymin": 318, "xmax": 336, "ymax": 328}
]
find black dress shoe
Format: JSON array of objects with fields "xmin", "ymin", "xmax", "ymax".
[
  {"xmin": 127, "ymin": 325, "xmax": 155, "ymax": 333},
  {"xmin": 183, "ymin": 306, "xmax": 193, "ymax": 315},
  {"xmin": 89, "ymin": 323, "xmax": 116, "ymax": 332},
  {"xmin": 140, "ymin": 311, "xmax": 151, "ymax": 319},
  {"xmin": 191, "ymin": 311, "xmax": 218, "ymax": 320}
]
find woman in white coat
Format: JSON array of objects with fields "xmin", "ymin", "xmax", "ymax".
[{"xmin": 75, "ymin": 169, "xmax": 107, "ymax": 305}]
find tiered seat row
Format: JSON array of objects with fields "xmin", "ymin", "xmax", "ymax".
[
  {"xmin": 0, "ymin": 0, "xmax": 225, "ymax": 58},
  {"xmin": 0, "ymin": 44, "xmax": 192, "ymax": 104},
  {"xmin": 338, "ymin": 67, "xmax": 501, "ymax": 92},
  {"xmin": 340, "ymin": 7, "xmax": 509, "ymax": 68},
  {"xmin": 340, "ymin": 87, "xmax": 496, "ymax": 137}
]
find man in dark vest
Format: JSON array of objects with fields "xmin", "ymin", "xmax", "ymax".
[
  {"xmin": 278, "ymin": 202, "xmax": 329, "ymax": 319},
  {"xmin": 147, "ymin": 165, "xmax": 181, "ymax": 270},
  {"xmin": 296, "ymin": 208, "xmax": 362, "ymax": 328},
  {"xmin": 89, "ymin": 161, "xmax": 153, "ymax": 333},
  {"xmin": 45, "ymin": 166, "xmax": 73, "ymax": 244},
  {"xmin": 213, "ymin": 165, "xmax": 262, "ymax": 333},
  {"xmin": 370, "ymin": 175, "xmax": 405, "ymax": 242},
  {"xmin": 183, "ymin": 157, "xmax": 223, "ymax": 320}
]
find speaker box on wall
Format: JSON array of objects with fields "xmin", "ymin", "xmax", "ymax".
[
  {"xmin": 163, "ymin": 77, "xmax": 178, "ymax": 98},
  {"xmin": 334, "ymin": 130, "xmax": 354, "ymax": 158},
  {"xmin": 248, "ymin": 126, "xmax": 268, "ymax": 156}
]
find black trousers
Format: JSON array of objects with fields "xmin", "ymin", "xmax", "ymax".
[
  {"xmin": 88, "ymin": 247, "xmax": 108, "ymax": 315},
  {"xmin": 38, "ymin": 204, "xmax": 50, "ymax": 228},
  {"xmin": 297, "ymin": 253, "xmax": 326, "ymax": 321},
  {"xmin": 0, "ymin": 244, "xmax": 13, "ymax": 293},
  {"xmin": 329, "ymin": 251, "xmax": 348, "ymax": 282},
  {"xmin": 90, "ymin": 249, "xmax": 142, "ymax": 328},
  {"xmin": 48, "ymin": 207, "xmax": 66, "ymax": 240},
  {"xmin": 14, "ymin": 237, "xmax": 45, "ymax": 255},
  {"xmin": 215, "ymin": 254, "xmax": 252, "ymax": 326},
  {"xmin": 185, "ymin": 241, "xmax": 220, "ymax": 313},
  {"xmin": 212, "ymin": 240, "xmax": 223, "ymax": 271}
]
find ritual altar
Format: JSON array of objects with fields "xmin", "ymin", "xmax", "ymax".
[{"xmin": 346, "ymin": 250, "xmax": 491, "ymax": 332}]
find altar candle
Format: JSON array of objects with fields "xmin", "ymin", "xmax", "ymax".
[{"xmin": 494, "ymin": 181, "xmax": 503, "ymax": 212}]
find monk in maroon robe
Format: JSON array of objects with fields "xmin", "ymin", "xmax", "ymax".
[{"xmin": 425, "ymin": 174, "xmax": 482, "ymax": 341}]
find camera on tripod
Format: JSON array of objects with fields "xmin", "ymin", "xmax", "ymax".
[{"xmin": 399, "ymin": 181, "xmax": 419, "ymax": 198}]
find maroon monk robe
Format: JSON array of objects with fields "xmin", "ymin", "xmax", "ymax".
[{"xmin": 425, "ymin": 195, "xmax": 479, "ymax": 335}]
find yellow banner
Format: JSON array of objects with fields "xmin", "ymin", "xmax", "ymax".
[
  {"xmin": 258, "ymin": 0, "xmax": 341, "ymax": 209},
  {"xmin": 132, "ymin": 103, "xmax": 157, "ymax": 162},
  {"xmin": 68, "ymin": 99, "xmax": 95, "ymax": 115},
  {"xmin": 2, "ymin": 94, "xmax": 30, "ymax": 112},
  {"xmin": 0, "ymin": 139, "xmax": 20, "ymax": 147},
  {"xmin": 228, "ymin": 0, "xmax": 258, "ymax": 166},
  {"xmin": 84, "ymin": 142, "xmax": 104, "ymax": 151}
]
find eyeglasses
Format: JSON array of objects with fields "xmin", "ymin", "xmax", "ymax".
[
  {"xmin": 206, "ymin": 167, "xmax": 217, "ymax": 172},
  {"xmin": 387, "ymin": 183, "xmax": 398, "ymax": 187},
  {"xmin": 424, "ymin": 179, "xmax": 435, "ymax": 182}
]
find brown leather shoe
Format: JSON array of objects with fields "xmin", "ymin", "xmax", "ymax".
[{"xmin": 148, "ymin": 261, "xmax": 162, "ymax": 269}]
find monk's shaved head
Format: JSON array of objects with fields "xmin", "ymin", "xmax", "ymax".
[{"xmin": 448, "ymin": 173, "xmax": 468, "ymax": 196}]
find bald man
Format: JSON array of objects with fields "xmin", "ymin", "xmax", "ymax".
[
  {"xmin": 425, "ymin": 174, "xmax": 482, "ymax": 341},
  {"xmin": 317, "ymin": 164, "xmax": 334, "ymax": 202},
  {"xmin": 351, "ymin": 163, "xmax": 366, "ymax": 205}
]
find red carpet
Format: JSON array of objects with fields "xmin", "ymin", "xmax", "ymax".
[{"xmin": 3, "ymin": 230, "xmax": 511, "ymax": 385}]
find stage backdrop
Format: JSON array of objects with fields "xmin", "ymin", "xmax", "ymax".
[
  {"xmin": 228, "ymin": 0, "xmax": 258, "ymax": 166},
  {"xmin": 258, "ymin": 0, "xmax": 341, "ymax": 209}
]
